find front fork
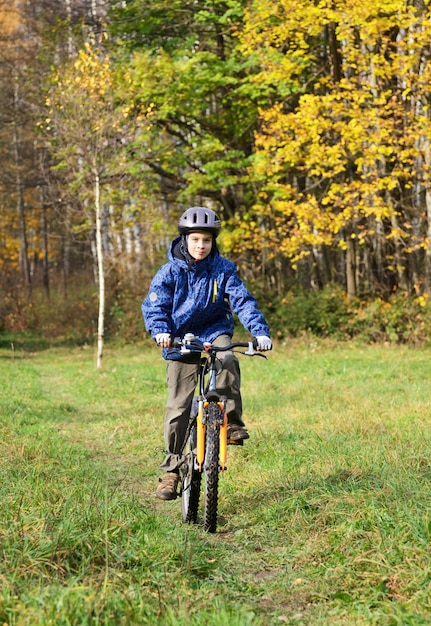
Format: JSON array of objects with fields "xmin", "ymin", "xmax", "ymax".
[{"xmin": 196, "ymin": 398, "xmax": 228, "ymax": 471}]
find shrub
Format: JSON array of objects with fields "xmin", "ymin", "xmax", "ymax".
[
  {"xmin": 262, "ymin": 284, "xmax": 350, "ymax": 340},
  {"xmin": 345, "ymin": 292, "xmax": 431, "ymax": 345},
  {"xmin": 260, "ymin": 285, "xmax": 431, "ymax": 346}
]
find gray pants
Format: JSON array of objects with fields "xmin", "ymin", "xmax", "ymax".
[{"xmin": 159, "ymin": 334, "xmax": 244, "ymax": 472}]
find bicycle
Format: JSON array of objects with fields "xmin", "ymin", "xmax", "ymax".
[{"xmin": 173, "ymin": 333, "xmax": 268, "ymax": 533}]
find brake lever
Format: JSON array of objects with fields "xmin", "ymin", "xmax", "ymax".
[{"xmin": 244, "ymin": 341, "xmax": 268, "ymax": 358}]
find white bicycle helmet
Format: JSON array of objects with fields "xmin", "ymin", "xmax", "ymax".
[{"xmin": 178, "ymin": 207, "xmax": 221, "ymax": 238}]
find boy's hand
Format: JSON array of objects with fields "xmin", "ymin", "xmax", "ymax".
[
  {"xmin": 256, "ymin": 335, "xmax": 272, "ymax": 351},
  {"xmin": 155, "ymin": 333, "xmax": 172, "ymax": 348}
]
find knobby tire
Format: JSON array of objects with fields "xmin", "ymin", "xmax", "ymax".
[
  {"xmin": 181, "ymin": 425, "xmax": 201, "ymax": 524},
  {"xmin": 204, "ymin": 402, "xmax": 222, "ymax": 533}
]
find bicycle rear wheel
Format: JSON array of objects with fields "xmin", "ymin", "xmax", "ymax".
[
  {"xmin": 203, "ymin": 402, "xmax": 223, "ymax": 533},
  {"xmin": 180, "ymin": 424, "xmax": 201, "ymax": 524}
]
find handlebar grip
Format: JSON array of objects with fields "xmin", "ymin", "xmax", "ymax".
[
  {"xmin": 172, "ymin": 337, "xmax": 182, "ymax": 348},
  {"xmin": 252, "ymin": 337, "xmax": 273, "ymax": 351}
]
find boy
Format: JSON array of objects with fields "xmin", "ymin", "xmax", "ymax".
[{"xmin": 142, "ymin": 206, "xmax": 272, "ymax": 500}]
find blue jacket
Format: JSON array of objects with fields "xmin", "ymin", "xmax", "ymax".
[{"xmin": 142, "ymin": 236, "xmax": 270, "ymax": 360}]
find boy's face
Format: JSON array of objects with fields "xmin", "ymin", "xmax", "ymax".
[{"xmin": 187, "ymin": 231, "xmax": 213, "ymax": 260}]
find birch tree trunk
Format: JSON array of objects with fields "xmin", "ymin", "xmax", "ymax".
[{"xmin": 95, "ymin": 172, "xmax": 105, "ymax": 369}]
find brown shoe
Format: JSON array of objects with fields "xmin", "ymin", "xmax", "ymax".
[
  {"xmin": 155, "ymin": 472, "xmax": 179, "ymax": 500},
  {"xmin": 227, "ymin": 424, "xmax": 250, "ymax": 445}
]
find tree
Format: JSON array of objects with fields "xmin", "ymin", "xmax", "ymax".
[
  {"xmin": 235, "ymin": 0, "xmax": 431, "ymax": 297},
  {"xmin": 0, "ymin": 0, "xmax": 41, "ymax": 296},
  {"xmin": 110, "ymin": 0, "xmax": 266, "ymax": 218},
  {"xmin": 46, "ymin": 37, "xmax": 133, "ymax": 367},
  {"xmin": 0, "ymin": 0, "xmax": 113, "ymax": 300}
]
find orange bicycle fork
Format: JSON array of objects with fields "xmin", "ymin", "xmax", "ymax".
[{"xmin": 196, "ymin": 399, "xmax": 228, "ymax": 471}]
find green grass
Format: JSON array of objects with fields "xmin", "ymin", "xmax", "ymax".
[{"xmin": 1, "ymin": 337, "xmax": 431, "ymax": 625}]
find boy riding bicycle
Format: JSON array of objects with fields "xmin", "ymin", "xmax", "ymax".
[{"xmin": 142, "ymin": 207, "xmax": 272, "ymax": 500}]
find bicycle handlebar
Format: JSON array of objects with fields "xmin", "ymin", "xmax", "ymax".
[{"xmin": 172, "ymin": 334, "xmax": 268, "ymax": 358}]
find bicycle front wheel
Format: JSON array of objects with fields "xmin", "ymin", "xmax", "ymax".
[
  {"xmin": 203, "ymin": 402, "xmax": 223, "ymax": 533},
  {"xmin": 181, "ymin": 425, "xmax": 201, "ymax": 524}
]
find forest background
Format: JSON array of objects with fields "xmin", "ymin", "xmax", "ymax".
[{"xmin": 3, "ymin": 0, "xmax": 431, "ymax": 358}]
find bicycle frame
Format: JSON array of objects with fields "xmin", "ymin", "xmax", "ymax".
[
  {"xmin": 178, "ymin": 332, "xmax": 265, "ymax": 466},
  {"xmin": 195, "ymin": 351, "xmax": 229, "ymax": 471},
  {"xmin": 175, "ymin": 332, "xmax": 267, "ymax": 532}
]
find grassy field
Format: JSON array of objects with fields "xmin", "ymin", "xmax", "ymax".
[{"xmin": 1, "ymin": 336, "xmax": 431, "ymax": 625}]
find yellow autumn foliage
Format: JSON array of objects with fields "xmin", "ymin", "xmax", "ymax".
[{"xmin": 237, "ymin": 0, "xmax": 431, "ymax": 268}]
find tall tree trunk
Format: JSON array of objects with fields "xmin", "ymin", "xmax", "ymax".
[
  {"xmin": 346, "ymin": 236, "xmax": 357, "ymax": 298},
  {"xmin": 425, "ymin": 185, "xmax": 431, "ymax": 294},
  {"xmin": 95, "ymin": 172, "xmax": 105, "ymax": 369},
  {"xmin": 40, "ymin": 184, "xmax": 50, "ymax": 300},
  {"xmin": 390, "ymin": 212, "xmax": 408, "ymax": 292},
  {"xmin": 327, "ymin": 22, "xmax": 342, "ymax": 83},
  {"xmin": 424, "ymin": 139, "xmax": 431, "ymax": 294},
  {"xmin": 62, "ymin": 202, "xmax": 72, "ymax": 298},
  {"xmin": 13, "ymin": 120, "xmax": 31, "ymax": 297}
]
